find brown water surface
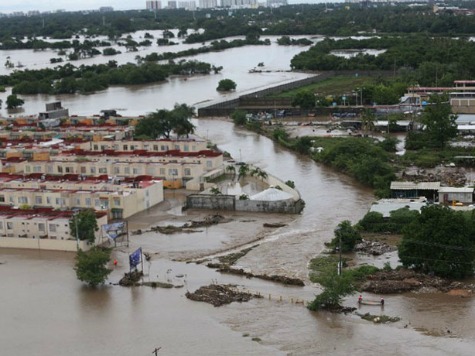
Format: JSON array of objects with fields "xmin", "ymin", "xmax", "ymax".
[{"xmin": 2, "ymin": 119, "xmax": 474, "ymax": 355}]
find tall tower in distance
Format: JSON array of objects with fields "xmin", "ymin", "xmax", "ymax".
[{"xmin": 146, "ymin": 1, "xmax": 162, "ymax": 10}]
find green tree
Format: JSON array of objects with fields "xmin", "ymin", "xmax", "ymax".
[
  {"xmin": 170, "ymin": 103, "xmax": 195, "ymax": 138},
  {"xmin": 291, "ymin": 89, "xmax": 315, "ymax": 110},
  {"xmin": 217, "ymin": 79, "xmax": 236, "ymax": 92},
  {"xmin": 69, "ymin": 209, "xmax": 99, "ymax": 244},
  {"xmin": 398, "ymin": 205, "xmax": 475, "ymax": 278},
  {"xmin": 250, "ymin": 167, "xmax": 268, "ymax": 180},
  {"xmin": 231, "ymin": 109, "xmax": 247, "ymax": 125},
  {"xmin": 308, "ymin": 264, "xmax": 355, "ymax": 311},
  {"xmin": 360, "ymin": 108, "xmax": 376, "ymax": 137},
  {"xmin": 6, "ymin": 94, "xmax": 24, "ymax": 109},
  {"xmin": 237, "ymin": 163, "xmax": 250, "ymax": 180},
  {"xmin": 225, "ymin": 165, "xmax": 236, "ymax": 178},
  {"xmin": 420, "ymin": 95, "xmax": 457, "ymax": 148},
  {"xmin": 74, "ymin": 247, "xmax": 112, "ymax": 287},
  {"xmin": 135, "ymin": 103, "xmax": 195, "ymax": 139},
  {"xmin": 330, "ymin": 220, "xmax": 362, "ymax": 253}
]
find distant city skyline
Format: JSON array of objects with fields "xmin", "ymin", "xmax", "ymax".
[{"xmin": 0, "ymin": 0, "xmax": 343, "ymax": 14}]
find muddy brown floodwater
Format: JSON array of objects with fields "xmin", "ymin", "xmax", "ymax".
[{"xmin": 1, "ymin": 118, "xmax": 474, "ymax": 356}]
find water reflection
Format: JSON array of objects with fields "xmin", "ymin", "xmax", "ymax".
[{"xmin": 78, "ymin": 285, "xmax": 112, "ymax": 314}]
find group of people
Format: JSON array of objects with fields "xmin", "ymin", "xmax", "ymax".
[{"xmin": 358, "ymin": 295, "xmax": 384, "ymax": 306}]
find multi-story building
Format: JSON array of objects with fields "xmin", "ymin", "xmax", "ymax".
[
  {"xmin": 178, "ymin": 1, "xmax": 197, "ymax": 10},
  {"xmin": 18, "ymin": 149, "xmax": 222, "ymax": 184},
  {"xmin": 146, "ymin": 1, "xmax": 162, "ymax": 10},
  {"xmin": 0, "ymin": 207, "xmax": 108, "ymax": 251},
  {"xmin": 221, "ymin": 0, "xmax": 257, "ymax": 8},
  {"xmin": 199, "ymin": 0, "xmax": 218, "ymax": 9},
  {"xmin": 266, "ymin": 0, "xmax": 287, "ymax": 8},
  {"xmin": 0, "ymin": 174, "xmax": 163, "ymax": 220},
  {"xmin": 167, "ymin": 1, "xmax": 178, "ymax": 9}
]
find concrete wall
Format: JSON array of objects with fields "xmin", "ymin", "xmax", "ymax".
[
  {"xmin": 186, "ymin": 194, "xmax": 235, "ymax": 210},
  {"xmin": 185, "ymin": 194, "xmax": 304, "ymax": 214},
  {"xmin": 0, "ymin": 237, "xmax": 89, "ymax": 252},
  {"xmin": 235, "ymin": 198, "xmax": 304, "ymax": 213}
]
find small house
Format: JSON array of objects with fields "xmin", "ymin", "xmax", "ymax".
[
  {"xmin": 438, "ymin": 187, "xmax": 474, "ymax": 205},
  {"xmin": 390, "ymin": 181, "xmax": 440, "ymax": 201}
]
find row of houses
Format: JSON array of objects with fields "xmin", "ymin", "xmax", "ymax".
[
  {"xmin": 0, "ymin": 112, "xmax": 225, "ymax": 250},
  {"xmin": 0, "ymin": 207, "xmax": 108, "ymax": 251},
  {"xmin": 0, "ymin": 173, "xmax": 164, "ymax": 219}
]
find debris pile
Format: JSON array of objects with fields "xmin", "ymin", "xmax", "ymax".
[
  {"xmin": 361, "ymin": 269, "xmax": 475, "ymax": 294},
  {"xmin": 119, "ymin": 270, "xmax": 143, "ymax": 286},
  {"xmin": 185, "ymin": 284, "xmax": 263, "ymax": 307},
  {"xmin": 354, "ymin": 239, "xmax": 396, "ymax": 255},
  {"xmin": 207, "ymin": 263, "xmax": 305, "ymax": 286},
  {"xmin": 357, "ymin": 312, "xmax": 401, "ymax": 323},
  {"xmin": 401, "ymin": 167, "xmax": 467, "ymax": 187},
  {"xmin": 132, "ymin": 215, "xmax": 231, "ymax": 235}
]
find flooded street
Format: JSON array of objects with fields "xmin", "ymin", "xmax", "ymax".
[
  {"xmin": 2, "ymin": 119, "xmax": 475, "ymax": 355},
  {"xmin": 1, "ymin": 35, "xmax": 475, "ymax": 355}
]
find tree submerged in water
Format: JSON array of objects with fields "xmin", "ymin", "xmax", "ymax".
[{"xmin": 75, "ymin": 247, "xmax": 112, "ymax": 287}]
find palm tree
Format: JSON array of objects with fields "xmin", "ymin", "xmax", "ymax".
[
  {"xmin": 250, "ymin": 167, "xmax": 268, "ymax": 181},
  {"xmin": 226, "ymin": 165, "xmax": 236, "ymax": 179},
  {"xmin": 361, "ymin": 109, "xmax": 376, "ymax": 137},
  {"xmin": 237, "ymin": 164, "xmax": 249, "ymax": 180}
]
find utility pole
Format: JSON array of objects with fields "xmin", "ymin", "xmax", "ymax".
[{"xmin": 338, "ymin": 230, "xmax": 342, "ymax": 276}]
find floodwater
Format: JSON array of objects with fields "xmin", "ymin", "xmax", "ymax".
[
  {"xmin": 1, "ymin": 36, "xmax": 475, "ymax": 355},
  {"xmin": 0, "ymin": 33, "xmax": 317, "ymax": 117},
  {"xmin": 2, "ymin": 119, "xmax": 475, "ymax": 355}
]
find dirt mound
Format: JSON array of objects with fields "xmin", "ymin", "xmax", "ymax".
[
  {"xmin": 361, "ymin": 269, "xmax": 451, "ymax": 294},
  {"xmin": 185, "ymin": 284, "xmax": 263, "ymax": 307},
  {"xmin": 207, "ymin": 263, "xmax": 305, "ymax": 286},
  {"xmin": 119, "ymin": 270, "xmax": 144, "ymax": 286},
  {"xmin": 132, "ymin": 215, "xmax": 231, "ymax": 235}
]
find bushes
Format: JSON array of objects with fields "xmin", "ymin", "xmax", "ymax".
[
  {"xmin": 358, "ymin": 208, "xmax": 420, "ymax": 234},
  {"xmin": 316, "ymin": 137, "xmax": 395, "ymax": 197}
]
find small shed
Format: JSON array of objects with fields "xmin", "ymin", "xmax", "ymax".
[
  {"xmin": 438, "ymin": 187, "xmax": 474, "ymax": 205},
  {"xmin": 390, "ymin": 181, "xmax": 440, "ymax": 201}
]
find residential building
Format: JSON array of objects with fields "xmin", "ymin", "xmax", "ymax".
[
  {"xmin": 0, "ymin": 174, "xmax": 164, "ymax": 219},
  {"xmin": 178, "ymin": 1, "xmax": 197, "ymax": 10},
  {"xmin": 199, "ymin": 0, "xmax": 218, "ymax": 8},
  {"xmin": 0, "ymin": 207, "xmax": 108, "ymax": 251},
  {"xmin": 221, "ymin": 0, "xmax": 258, "ymax": 8},
  {"xmin": 438, "ymin": 187, "xmax": 474, "ymax": 205},
  {"xmin": 146, "ymin": 1, "xmax": 162, "ymax": 10}
]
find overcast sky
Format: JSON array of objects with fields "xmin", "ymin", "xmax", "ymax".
[{"xmin": 0, "ymin": 1, "xmax": 340, "ymax": 14}]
